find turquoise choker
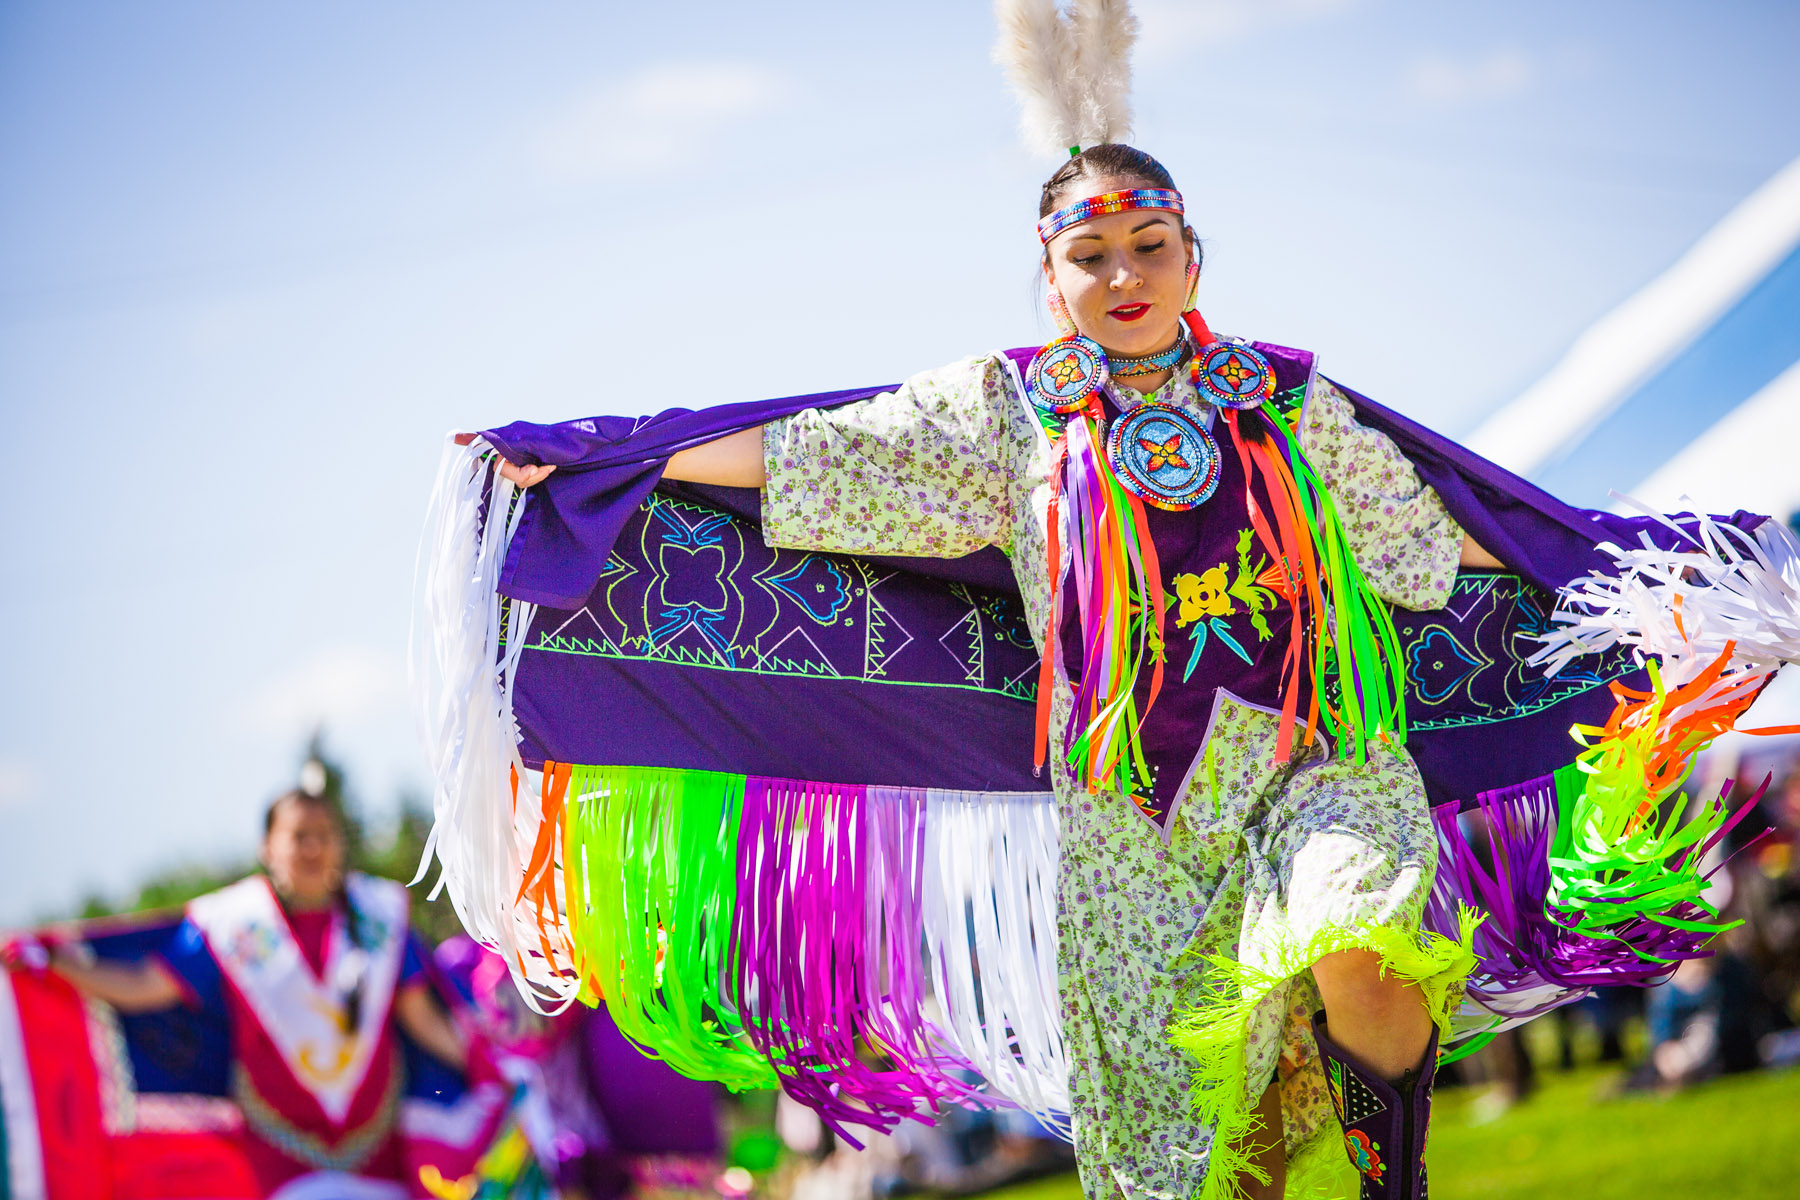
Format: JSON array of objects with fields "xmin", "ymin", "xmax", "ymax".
[{"xmin": 1109, "ymin": 331, "xmax": 1191, "ymax": 377}]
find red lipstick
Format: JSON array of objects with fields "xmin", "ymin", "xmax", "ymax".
[{"xmin": 1108, "ymin": 303, "xmax": 1151, "ymax": 322}]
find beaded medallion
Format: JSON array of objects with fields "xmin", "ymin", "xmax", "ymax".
[
  {"xmin": 1106, "ymin": 403, "xmax": 1221, "ymax": 512},
  {"xmin": 1026, "ymin": 335, "xmax": 1110, "ymax": 414},
  {"xmin": 1193, "ymin": 342, "xmax": 1277, "ymax": 410}
]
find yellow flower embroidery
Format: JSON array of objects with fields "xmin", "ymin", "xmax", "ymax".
[{"xmin": 1171, "ymin": 565, "xmax": 1234, "ymax": 627}]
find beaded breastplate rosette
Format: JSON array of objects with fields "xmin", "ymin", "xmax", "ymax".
[{"xmin": 1028, "ymin": 189, "xmax": 1407, "ymax": 805}]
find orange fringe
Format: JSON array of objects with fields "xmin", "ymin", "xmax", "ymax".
[
  {"xmin": 513, "ymin": 760, "xmax": 577, "ymax": 985},
  {"xmin": 1585, "ymin": 644, "xmax": 1800, "ymax": 815},
  {"xmin": 1223, "ymin": 410, "xmax": 1327, "ymax": 763}
]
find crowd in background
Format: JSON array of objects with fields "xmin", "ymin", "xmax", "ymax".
[{"xmin": 1625, "ymin": 736, "xmax": 1800, "ymax": 1087}]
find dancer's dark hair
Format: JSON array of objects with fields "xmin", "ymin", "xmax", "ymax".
[
  {"xmin": 1038, "ymin": 143, "xmax": 1178, "ymax": 216},
  {"xmin": 263, "ymin": 787, "xmax": 342, "ymax": 836}
]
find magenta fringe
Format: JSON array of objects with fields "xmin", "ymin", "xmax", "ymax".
[
  {"xmin": 1425, "ymin": 771, "xmax": 1767, "ymax": 1030},
  {"xmin": 732, "ymin": 778, "xmax": 980, "ymax": 1142}
]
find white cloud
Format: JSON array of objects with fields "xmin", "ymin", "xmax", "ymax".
[
  {"xmin": 530, "ymin": 61, "xmax": 793, "ymax": 180},
  {"xmin": 238, "ymin": 646, "xmax": 406, "ymax": 737},
  {"xmin": 0, "ymin": 759, "xmax": 37, "ymax": 812},
  {"xmin": 1407, "ymin": 48, "xmax": 1534, "ymax": 105},
  {"xmin": 1136, "ymin": 0, "xmax": 1357, "ymax": 63}
]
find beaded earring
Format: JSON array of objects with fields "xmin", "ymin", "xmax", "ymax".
[
  {"xmin": 1046, "ymin": 285, "xmax": 1079, "ymax": 338},
  {"xmin": 1030, "ymin": 271, "xmax": 1103, "ymax": 412}
]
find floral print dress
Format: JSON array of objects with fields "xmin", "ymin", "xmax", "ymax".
[{"xmin": 761, "ymin": 351, "xmax": 1471, "ymax": 1199}]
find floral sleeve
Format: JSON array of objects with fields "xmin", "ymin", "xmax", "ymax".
[
  {"xmin": 1299, "ymin": 379, "xmax": 1463, "ymax": 611},
  {"xmin": 760, "ymin": 354, "xmax": 1017, "ymax": 558}
]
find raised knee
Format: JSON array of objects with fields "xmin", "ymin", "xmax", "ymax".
[{"xmin": 1312, "ymin": 948, "xmax": 1418, "ymax": 1017}]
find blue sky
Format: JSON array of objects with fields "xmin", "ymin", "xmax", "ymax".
[{"xmin": 2, "ymin": 0, "xmax": 1797, "ymax": 922}]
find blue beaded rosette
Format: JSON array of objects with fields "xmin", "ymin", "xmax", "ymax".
[
  {"xmin": 1192, "ymin": 342, "xmax": 1277, "ymax": 410},
  {"xmin": 1026, "ymin": 335, "xmax": 1109, "ymax": 415},
  {"xmin": 1105, "ymin": 403, "xmax": 1221, "ymax": 512}
]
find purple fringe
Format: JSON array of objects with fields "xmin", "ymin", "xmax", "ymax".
[{"xmin": 1425, "ymin": 771, "xmax": 1768, "ymax": 1027}]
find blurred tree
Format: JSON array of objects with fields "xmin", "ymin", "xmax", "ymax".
[
  {"xmin": 66, "ymin": 731, "xmax": 464, "ymax": 947},
  {"xmin": 77, "ymin": 865, "xmax": 245, "ymax": 920}
]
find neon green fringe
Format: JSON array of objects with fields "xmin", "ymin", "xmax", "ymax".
[
  {"xmin": 1171, "ymin": 907, "xmax": 1481, "ymax": 1200},
  {"xmin": 562, "ymin": 764, "xmax": 774, "ymax": 1090},
  {"xmin": 1553, "ymin": 680, "xmax": 1743, "ymax": 950}
]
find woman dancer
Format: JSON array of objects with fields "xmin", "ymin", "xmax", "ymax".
[
  {"xmin": 497, "ymin": 150, "xmax": 1485, "ymax": 1200},
  {"xmin": 464, "ymin": 4, "xmax": 1796, "ymax": 1197},
  {"xmin": 48, "ymin": 788, "xmax": 471, "ymax": 1199}
]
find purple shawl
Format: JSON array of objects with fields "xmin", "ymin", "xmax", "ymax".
[{"xmin": 479, "ymin": 345, "xmax": 1767, "ymax": 811}]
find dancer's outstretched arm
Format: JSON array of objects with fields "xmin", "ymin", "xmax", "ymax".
[
  {"xmin": 49, "ymin": 949, "xmax": 185, "ymax": 1013},
  {"xmin": 1461, "ymin": 535, "xmax": 1502, "ymax": 569},
  {"xmin": 494, "ymin": 425, "xmax": 767, "ymax": 490},
  {"xmin": 663, "ymin": 426, "xmax": 767, "ymax": 488}
]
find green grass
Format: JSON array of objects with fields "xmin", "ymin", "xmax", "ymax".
[
  {"xmin": 988, "ymin": 1065, "xmax": 1800, "ymax": 1199},
  {"xmin": 985, "ymin": 1175, "xmax": 1089, "ymax": 1200},
  {"xmin": 1428, "ymin": 1065, "xmax": 1800, "ymax": 1199}
]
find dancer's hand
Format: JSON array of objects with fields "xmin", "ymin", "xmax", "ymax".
[
  {"xmin": 497, "ymin": 460, "xmax": 556, "ymax": 488},
  {"xmin": 449, "ymin": 433, "xmax": 557, "ymax": 488}
]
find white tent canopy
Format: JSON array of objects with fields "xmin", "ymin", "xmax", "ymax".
[
  {"xmin": 1468, "ymin": 154, "xmax": 1800, "ymax": 521},
  {"xmin": 1470, "ymin": 157, "xmax": 1800, "ymax": 730}
]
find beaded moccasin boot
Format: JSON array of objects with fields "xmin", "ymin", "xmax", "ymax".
[{"xmin": 1310, "ymin": 1010, "xmax": 1437, "ymax": 1200}]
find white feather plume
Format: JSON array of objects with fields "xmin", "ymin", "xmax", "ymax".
[
  {"xmin": 996, "ymin": 0, "xmax": 1138, "ymax": 159},
  {"xmin": 994, "ymin": 0, "xmax": 1084, "ymax": 158},
  {"xmin": 1068, "ymin": 0, "xmax": 1138, "ymax": 146}
]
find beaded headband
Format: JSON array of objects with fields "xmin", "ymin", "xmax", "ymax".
[{"xmin": 1037, "ymin": 187, "xmax": 1185, "ymax": 244}]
